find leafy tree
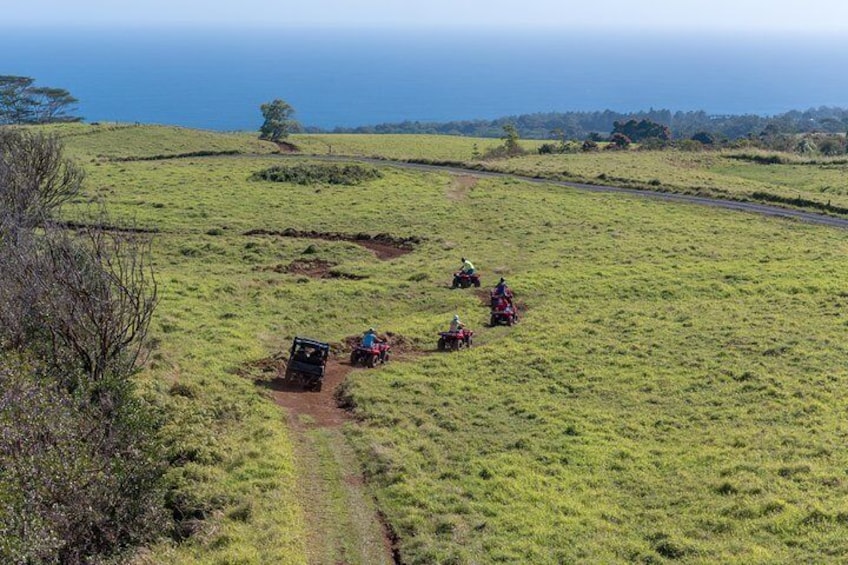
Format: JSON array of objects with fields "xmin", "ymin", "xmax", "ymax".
[
  {"xmin": 28, "ymin": 87, "xmax": 79, "ymax": 123},
  {"xmin": 612, "ymin": 119, "xmax": 670, "ymax": 142},
  {"xmin": 501, "ymin": 123, "xmax": 521, "ymax": 154},
  {"xmin": 0, "ymin": 75, "xmax": 80, "ymax": 125},
  {"xmin": 483, "ymin": 124, "xmax": 527, "ymax": 159},
  {"xmin": 259, "ymin": 99, "xmax": 300, "ymax": 142},
  {"xmin": 0, "ymin": 76, "xmax": 35, "ymax": 124}
]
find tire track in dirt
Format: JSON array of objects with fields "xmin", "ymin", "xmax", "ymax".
[{"xmin": 251, "ymin": 346, "xmax": 406, "ymax": 564}]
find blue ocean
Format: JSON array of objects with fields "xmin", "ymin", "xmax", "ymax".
[{"xmin": 2, "ymin": 28, "xmax": 847, "ymax": 131}]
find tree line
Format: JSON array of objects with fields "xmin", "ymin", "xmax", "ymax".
[
  {"xmin": 0, "ymin": 129, "xmax": 163, "ymax": 563},
  {"xmin": 0, "ymin": 75, "xmax": 81, "ymax": 125},
  {"xmin": 323, "ymin": 106, "xmax": 848, "ymax": 141}
]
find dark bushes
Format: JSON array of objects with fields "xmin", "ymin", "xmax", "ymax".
[
  {"xmin": 251, "ymin": 162, "xmax": 382, "ymax": 185},
  {"xmin": 0, "ymin": 129, "xmax": 164, "ymax": 563}
]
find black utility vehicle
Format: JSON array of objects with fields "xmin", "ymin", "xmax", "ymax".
[{"xmin": 284, "ymin": 337, "xmax": 330, "ymax": 391}]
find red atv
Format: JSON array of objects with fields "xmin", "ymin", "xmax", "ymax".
[
  {"xmin": 437, "ymin": 328, "xmax": 474, "ymax": 351},
  {"xmin": 452, "ymin": 271, "xmax": 481, "ymax": 288},
  {"xmin": 350, "ymin": 342, "xmax": 391, "ymax": 368},
  {"xmin": 490, "ymin": 303, "xmax": 519, "ymax": 326},
  {"xmin": 490, "ymin": 288, "xmax": 514, "ymax": 308}
]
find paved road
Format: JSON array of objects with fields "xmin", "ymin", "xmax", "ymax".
[{"xmin": 282, "ymin": 153, "xmax": 848, "ymax": 230}]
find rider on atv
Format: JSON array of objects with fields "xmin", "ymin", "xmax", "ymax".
[
  {"xmin": 361, "ymin": 327, "xmax": 378, "ymax": 348},
  {"xmin": 494, "ymin": 277, "xmax": 509, "ymax": 296},
  {"xmin": 449, "ymin": 314, "xmax": 464, "ymax": 333},
  {"xmin": 460, "ymin": 257, "xmax": 475, "ymax": 275}
]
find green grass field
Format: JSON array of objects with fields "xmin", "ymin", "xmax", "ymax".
[
  {"xmin": 44, "ymin": 125, "xmax": 848, "ymax": 563},
  {"xmin": 291, "ymin": 134, "xmax": 848, "ymax": 216}
]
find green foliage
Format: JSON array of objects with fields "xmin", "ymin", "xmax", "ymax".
[
  {"xmin": 0, "ymin": 75, "xmax": 80, "ymax": 124},
  {"xmin": 607, "ymin": 132, "xmax": 632, "ymax": 149},
  {"xmin": 251, "ymin": 162, "xmax": 383, "ymax": 185},
  {"xmin": 0, "ymin": 129, "xmax": 163, "ymax": 563},
  {"xmin": 481, "ymin": 124, "xmax": 527, "ymax": 159},
  {"xmin": 582, "ymin": 139, "xmax": 599, "ymax": 152},
  {"xmin": 818, "ymin": 137, "xmax": 845, "ymax": 156},
  {"xmin": 692, "ymin": 131, "xmax": 716, "ymax": 145},
  {"xmin": 612, "ymin": 118, "xmax": 671, "ymax": 142},
  {"xmin": 259, "ymin": 99, "xmax": 299, "ymax": 142},
  {"xmin": 328, "ymin": 106, "xmax": 848, "ymax": 140},
  {"xmin": 0, "ymin": 359, "xmax": 166, "ymax": 564}
]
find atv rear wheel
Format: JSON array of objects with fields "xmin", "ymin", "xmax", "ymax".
[
  {"xmin": 473, "ymin": 279, "xmax": 481, "ymax": 288},
  {"xmin": 490, "ymin": 315, "xmax": 496, "ymax": 326}
]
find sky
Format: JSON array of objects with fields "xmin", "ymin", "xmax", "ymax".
[{"xmin": 5, "ymin": 0, "xmax": 848, "ymax": 32}]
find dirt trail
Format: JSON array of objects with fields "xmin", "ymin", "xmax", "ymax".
[
  {"xmin": 254, "ymin": 354, "xmax": 397, "ymax": 565},
  {"xmin": 265, "ymin": 359, "xmax": 352, "ymax": 428}
]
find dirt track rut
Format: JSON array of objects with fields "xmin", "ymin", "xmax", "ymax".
[{"xmin": 266, "ymin": 358, "xmax": 396, "ymax": 565}]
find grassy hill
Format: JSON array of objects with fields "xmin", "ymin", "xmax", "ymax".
[{"xmin": 46, "ymin": 124, "xmax": 848, "ymax": 563}]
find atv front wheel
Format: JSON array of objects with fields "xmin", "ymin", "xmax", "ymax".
[{"xmin": 438, "ymin": 337, "xmax": 446, "ymax": 351}]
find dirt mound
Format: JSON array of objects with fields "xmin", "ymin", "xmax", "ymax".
[
  {"xmin": 244, "ymin": 228, "xmax": 420, "ymax": 260},
  {"xmin": 275, "ymin": 141, "xmax": 299, "ymax": 153},
  {"xmin": 234, "ymin": 352, "xmax": 287, "ymax": 378},
  {"xmin": 287, "ymin": 258, "xmax": 336, "ymax": 277}
]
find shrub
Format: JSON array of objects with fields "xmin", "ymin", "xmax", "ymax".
[
  {"xmin": 582, "ymin": 140, "xmax": 599, "ymax": 152},
  {"xmin": 676, "ymin": 139, "xmax": 704, "ymax": 152},
  {"xmin": 638, "ymin": 137, "xmax": 669, "ymax": 151},
  {"xmin": 251, "ymin": 163, "xmax": 383, "ymax": 185},
  {"xmin": 818, "ymin": 137, "xmax": 845, "ymax": 156},
  {"xmin": 0, "ymin": 130, "xmax": 165, "ymax": 563},
  {"xmin": 691, "ymin": 131, "xmax": 716, "ymax": 145},
  {"xmin": 607, "ymin": 133, "xmax": 631, "ymax": 150}
]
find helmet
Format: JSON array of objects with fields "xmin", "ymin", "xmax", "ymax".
[
  {"xmin": 367, "ymin": 327, "xmax": 375, "ymax": 333},
  {"xmin": 461, "ymin": 257, "xmax": 466, "ymax": 262},
  {"xmin": 499, "ymin": 277, "xmax": 505, "ymax": 283},
  {"xmin": 453, "ymin": 314, "xmax": 460, "ymax": 321}
]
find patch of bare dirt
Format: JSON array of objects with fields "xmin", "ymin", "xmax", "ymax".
[
  {"xmin": 275, "ymin": 141, "xmax": 300, "ymax": 153},
  {"xmin": 446, "ymin": 174, "xmax": 478, "ymax": 201},
  {"xmin": 255, "ymin": 259, "xmax": 368, "ymax": 280},
  {"xmin": 244, "ymin": 228, "xmax": 420, "ymax": 260},
  {"xmin": 261, "ymin": 359, "xmax": 352, "ymax": 428}
]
